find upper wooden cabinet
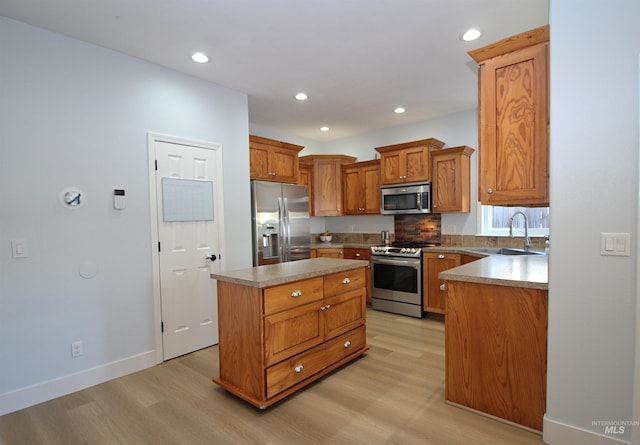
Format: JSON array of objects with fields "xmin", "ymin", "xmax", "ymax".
[
  {"xmin": 342, "ymin": 160, "xmax": 381, "ymax": 215},
  {"xmin": 299, "ymin": 154, "xmax": 356, "ymax": 216},
  {"xmin": 375, "ymin": 138, "xmax": 445, "ymax": 185},
  {"xmin": 431, "ymin": 146, "xmax": 475, "ymax": 213},
  {"xmin": 250, "ymin": 135, "xmax": 303, "ymax": 183},
  {"xmin": 468, "ymin": 26, "xmax": 549, "ymax": 206}
]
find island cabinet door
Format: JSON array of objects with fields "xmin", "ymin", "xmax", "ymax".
[
  {"xmin": 264, "ymin": 302, "xmax": 324, "ymax": 367},
  {"xmin": 322, "ymin": 288, "xmax": 366, "ymax": 340}
]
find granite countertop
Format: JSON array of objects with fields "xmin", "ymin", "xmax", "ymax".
[
  {"xmin": 210, "ymin": 258, "xmax": 369, "ymax": 288},
  {"xmin": 438, "ymin": 254, "xmax": 548, "ymax": 290}
]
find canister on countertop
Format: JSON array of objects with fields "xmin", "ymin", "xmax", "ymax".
[{"xmin": 381, "ymin": 230, "xmax": 390, "ymax": 245}]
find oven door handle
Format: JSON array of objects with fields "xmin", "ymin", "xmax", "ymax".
[{"xmin": 372, "ymin": 257, "xmax": 420, "ymax": 268}]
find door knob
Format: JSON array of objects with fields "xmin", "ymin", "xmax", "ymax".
[{"xmin": 205, "ymin": 254, "xmax": 217, "ymax": 261}]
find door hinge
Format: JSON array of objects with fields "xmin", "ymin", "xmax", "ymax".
[
  {"xmin": 161, "ymin": 321, "xmax": 164, "ymax": 333},
  {"xmin": 155, "ymin": 159, "xmax": 158, "ymax": 171},
  {"xmin": 158, "ymin": 241, "xmax": 161, "ymax": 252}
]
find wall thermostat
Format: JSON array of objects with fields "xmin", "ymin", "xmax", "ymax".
[{"xmin": 113, "ymin": 189, "xmax": 125, "ymax": 209}]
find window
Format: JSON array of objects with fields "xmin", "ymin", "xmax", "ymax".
[{"xmin": 480, "ymin": 205, "xmax": 549, "ymax": 237}]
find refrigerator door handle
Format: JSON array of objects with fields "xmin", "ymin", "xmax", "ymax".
[
  {"xmin": 282, "ymin": 197, "xmax": 291, "ymax": 262},
  {"xmin": 277, "ymin": 197, "xmax": 285, "ymax": 262}
]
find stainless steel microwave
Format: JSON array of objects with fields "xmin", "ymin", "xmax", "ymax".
[{"xmin": 380, "ymin": 182, "xmax": 432, "ymax": 215}]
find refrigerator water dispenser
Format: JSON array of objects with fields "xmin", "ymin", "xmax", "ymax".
[{"xmin": 261, "ymin": 223, "xmax": 279, "ymax": 259}]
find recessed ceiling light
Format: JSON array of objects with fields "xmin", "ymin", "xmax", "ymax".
[
  {"xmin": 320, "ymin": 126, "xmax": 330, "ymax": 132},
  {"xmin": 394, "ymin": 107, "xmax": 406, "ymax": 114},
  {"xmin": 191, "ymin": 52, "xmax": 209, "ymax": 63},
  {"xmin": 462, "ymin": 28, "xmax": 481, "ymax": 42},
  {"xmin": 295, "ymin": 93, "xmax": 308, "ymax": 101}
]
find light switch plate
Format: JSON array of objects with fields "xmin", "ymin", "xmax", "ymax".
[
  {"xmin": 601, "ymin": 233, "xmax": 631, "ymax": 256},
  {"xmin": 11, "ymin": 239, "xmax": 27, "ymax": 258}
]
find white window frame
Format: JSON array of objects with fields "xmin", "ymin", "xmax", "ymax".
[{"xmin": 479, "ymin": 204, "xmax": 549, "ymax": 237}]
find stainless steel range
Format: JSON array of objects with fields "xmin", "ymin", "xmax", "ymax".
[{"xmin": 370, "ymin": 242, "xmax": 439, "ymax": 318}]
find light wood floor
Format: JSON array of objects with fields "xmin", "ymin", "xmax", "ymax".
[{"xmin": 0, "ymin": 308, "xmax": 545, "ymax": 445}]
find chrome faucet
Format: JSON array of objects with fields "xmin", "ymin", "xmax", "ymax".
[{"xmin": 509, "ymin": 211, "xmax": 532, "ymax": 251}]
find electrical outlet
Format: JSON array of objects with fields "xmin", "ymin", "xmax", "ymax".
[{"xmin": 71, "ymin": 340, "xmax": 83, "ymax": 358}]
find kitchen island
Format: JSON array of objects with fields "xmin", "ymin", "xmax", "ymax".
[
  {"xmin": 439, "ymin": 254, "xmax": 548, "ymax": 431},
  {"xmin": 210, "ymin": 258, "xmax": 369, "ymax": 408}
]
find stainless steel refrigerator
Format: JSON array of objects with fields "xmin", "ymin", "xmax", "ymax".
[{"xmin": 251, "ymin": 180, "xmax": 310, "ymax": 266}]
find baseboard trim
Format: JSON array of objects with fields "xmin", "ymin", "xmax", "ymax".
[
  {"xmin": 0, "ymin": 350, "xmax": 156, "ymax": 416},
  {"xmin": 543, "ymin": 415, "xmax": 630, "ymax": 445}
]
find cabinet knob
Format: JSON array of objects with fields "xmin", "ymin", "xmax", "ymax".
[
  {"xmin": 294, "ymin": 364, "xmax": 304, "ymax": 373},
  {"xmin": 438, "ymin": 254, "xmax": 445, "ymax": 259},
  {"xmin": 487, "ymin": 188, "xmax": 493, "ymax": 194},
  {"xmin": 355, "ymin": 253, "xmax": 361, "ymax": 257},
  {"xmin": 344, "ymin": 340, "xmax": 352, "ymax": 348},
  {"xmin": 342, "ymin": 277, "xmax": 351, "ymax": 284},
  {"xmin": 291, "ymin": 290, "xmax": 302, "ymax": 297},
  {"xmin": 440, "ymin": 283, "xmax": 446, "ymax": 291},
  {"xmin": 320, "ymin": 304, "xmax": 331, "ymax": 311}
]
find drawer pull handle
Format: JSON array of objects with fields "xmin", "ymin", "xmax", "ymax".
[
  {"xmin": 440, "ymin": 283, "xmax": 446, "ymax": 291},
  {"xmin": 320, "ymin": 304, "xmax": 331, "ymax": 311},
  {"xmin": 355, "ymin": 253, "xmax": 361, "ymax": 257},
  {"xmin": 344, "ymin": 340, "xmax": 352, "ymax": 348},
  {"xmin": 342, "ymin": 278, "xmax": 351, "ymax": 284},
  {"xmin": 294, "ymin": 364, "xmax": 304, "ymax": 373},
  {"xmin": 291, "ymin": 290, "xmax": 302, "ymax": 297},
  {"xmin": 438, "ymin": 254, "xmax": 445, "ymax": 259}
]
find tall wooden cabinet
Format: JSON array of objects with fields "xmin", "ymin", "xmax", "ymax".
[
  {"xmin": 250, "ymin": 135, "xmax": 303, "ymax": 183},
  {"xmin": 297, "ymin": 162, "xmax": 313, "ymax": 212},
  {"xmin": 468, "ymin": 25, "xmax": 549, "ymax": 206},
  {"xmin": 299, "ymin": 155, "xmax": 356, "ymax": 216},
  {"xmin": 431, "ymin": 146, "xmax": 474, "ymax": 213},
  {"xmin": 342, "ymin": 160, "xmax": 381, "ymax": 215},
  {"xmin": 375, "ymin": 138, "xmax": 445, "ymax": 185}
]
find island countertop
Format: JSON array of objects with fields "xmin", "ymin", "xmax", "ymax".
[
  {"xmin": 210, "ymin": 258, "xmax": 369, "ymax": 288},
  {"xmin": 438, "ymin": 254, "xmax": 548, "ymax": 290}
]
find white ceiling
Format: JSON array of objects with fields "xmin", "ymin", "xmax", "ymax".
[{"xmin": 0, "ymin": 0, "xmax": 548, "ymax": 142}]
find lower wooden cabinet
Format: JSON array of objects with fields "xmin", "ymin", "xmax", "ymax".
[
  {"xmin": 423, "ymin": 253, "xmax": 461, "ymax": 314},
  {"xmin": 316, "ymin": 248, "xmax": 343, "ymax": 258},
  {"xmin": 343, "ymin": 248, "xmax": 372, "ymax": 304},
  {"xmin": 214, "ymin": 267, "xmax": 368, "ymax": 408},
  {"xmin": 445, "ymin": 280, "xmax": 547, "ymax": 430},
  {"xmin": 423, "ymin": 252, "xmax": 481, "ymax": 314}
]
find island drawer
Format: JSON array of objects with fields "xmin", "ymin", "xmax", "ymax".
[
  {"xmin": 324, "ymin": 267, "xmax": 366, "ymax": 298},
  {"xmin": 266, "ymin": 343, "xmax": 326, "ymax": 398},
  {"xmin": 263, "ymin": 277, "xmax": 323, "ymax": 315},
  {"xmin": 325, "ymin": 326, "xmax": 366, "ymax": 363}
]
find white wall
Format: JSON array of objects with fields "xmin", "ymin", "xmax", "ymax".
[
  {"xmin": 0, "ymin": 18, "xmax": 250, "ymax": 414},
  {"xmin": 545, "ymin": 1, "xmax": 640, "ymax": 444}
]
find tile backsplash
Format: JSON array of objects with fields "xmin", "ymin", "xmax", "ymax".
[{"xmin": 393, "ymin": 214, "xmax": 441, "ymax": 244}]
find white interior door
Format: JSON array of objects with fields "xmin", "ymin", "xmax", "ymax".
[{"xmin": 153, "ymin": 137, "xmax": 222, "ymax": 361}]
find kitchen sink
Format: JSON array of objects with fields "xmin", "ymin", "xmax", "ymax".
[{"xmin": 470, "ymin": 247, "xmax": 546, "ymax": 256}]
